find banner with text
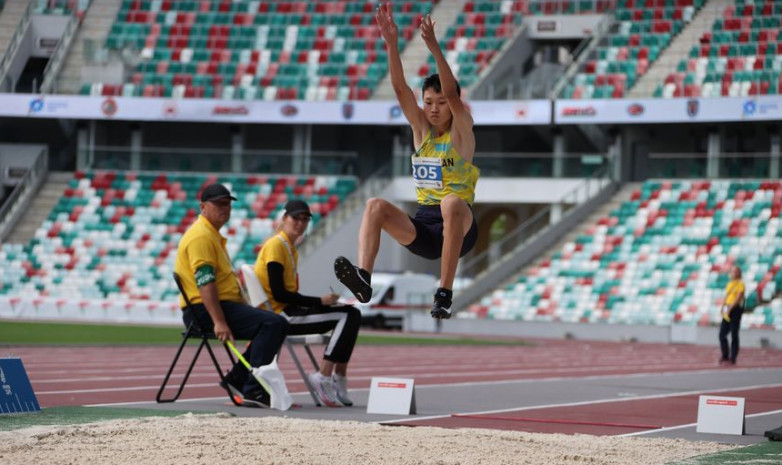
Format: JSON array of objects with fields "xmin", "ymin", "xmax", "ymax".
[
  {"xmin": 555, "ymin": 96, "xmax": 782, "ymax": 124},
  {"xmin": 5, "ymin": 94, "xmax": 779, "ymax": 125},
  {"xmin": 0, "ymin": 94, "xmax": 552, "ymax": 125}
]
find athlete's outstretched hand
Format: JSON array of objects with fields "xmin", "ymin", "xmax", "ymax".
[
  {"xmin": 420, "ymin": 14, "xmax": 439, "ymax": 54},
  {"xmin": 376, "ymin": 2, "xmax": 398, "ymax": 45}
]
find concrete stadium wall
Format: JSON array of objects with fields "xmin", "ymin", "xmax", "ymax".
[{"xmin": 406, "ymin": 313, "xmax": 782, "ymax": 349}]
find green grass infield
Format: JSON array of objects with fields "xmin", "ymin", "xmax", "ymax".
[
  {"xmin": 667, "ymin": 442, "xmax": 782, "ymax": 465},
  {"xmin": 0, "ymin": 406, "xmax": 212, "ymax": 431},
  {"xmin": 0, "ymin": 321, "xmax": 529, "ymax": 346}
]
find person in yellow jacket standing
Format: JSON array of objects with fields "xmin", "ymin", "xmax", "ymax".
[
  {"xmin": 335, "ymin": 4, "xmax": 479, "ymax": 320},
  {"xmin": 719, "ymin": 265, "xmax": 745, "ymax": 365}
]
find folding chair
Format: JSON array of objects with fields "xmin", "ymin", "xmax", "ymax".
[
  {"xmin": 239, "ymin": 264, "xmax": 332, "ymax": 407},
  {"xmin": 156, "ymin": 272, "xmax": 240, "ymax": 405}
]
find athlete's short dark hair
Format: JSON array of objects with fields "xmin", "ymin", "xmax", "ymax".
[{"xmin": 422, "ymin": 74, "xmax": 461, "ymax": 97}]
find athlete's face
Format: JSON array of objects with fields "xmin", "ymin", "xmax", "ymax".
[
  {"xmin": 201, "ymin": 198, "xmax": 232, "ymax": 229},
  {"xmin": 422, "ymin": 89, "xmax": 452, "ymax": 128}
]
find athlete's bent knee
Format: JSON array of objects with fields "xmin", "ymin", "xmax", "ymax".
[{"xmin": 365, "ymin": 197, "xmax": 392, "ymax": 219}]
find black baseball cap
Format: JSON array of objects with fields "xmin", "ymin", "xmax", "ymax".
[
  {"xmin": 201, "ymin": 183, "xmax": 237, "ymax": 202},
  {"xmin": 283, "ymin": 199, "xmax": 312, "ymax": 217}
]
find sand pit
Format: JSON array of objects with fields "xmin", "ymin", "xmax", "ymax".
[{"xmin": 0, "ymin": 413, "xmax": 737, "ymax": 465}]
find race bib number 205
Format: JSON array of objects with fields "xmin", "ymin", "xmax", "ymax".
[{"xmin": 411, "ymin": 157, "xmax": 443, "ymax": 189}]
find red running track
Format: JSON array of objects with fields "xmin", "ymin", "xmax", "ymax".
[
  {"xmin": 8, "ymin": 338, "xmax": 782, "ymax": 435},
  {"xmin": 394, "ymin": 386, "xmax": 782, "ymax": 435}
]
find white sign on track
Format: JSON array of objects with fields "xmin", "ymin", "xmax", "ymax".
[
  {"xmin": 696, "ymin": 395, "xmax": 745, "ymax": 435},
  {"xmin": 366, "ymin": 377, "xmax": 416, "ymax": 415}
]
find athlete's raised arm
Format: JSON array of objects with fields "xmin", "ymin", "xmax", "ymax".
[
  {"xmin": 377, "ymin": 2, "xmax": 428, "ymax": 145},
  {"xmin": 419, "ymin": 14, "xmax": 475, "ymax": 162}
]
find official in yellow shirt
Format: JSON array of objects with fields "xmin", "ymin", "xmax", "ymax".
[
  {"xmin": 255, "ymin": 200, "xmax": 361, "ymax": 408},
  {"xmin": 719, "ymin": 265, "xmax": 745, "ymax": 365},
  {"xmin": 174, "ymin": 183, "xmax": 288, "ymax": 407}
]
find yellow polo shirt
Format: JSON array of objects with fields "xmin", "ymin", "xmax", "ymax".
[
  {"xmin": 254, "ymin": 231, "xmax": 298, "ymax": 314},
  {"xmin": 724, "ymin": 279, "xmax": 745, "ymax": 307},
  {"xmin": 174, "ymin": 215, "xmax": 242, "ymax": 308},
  {"xmin": 722, "ymin": 279, "xmax": 745, "ymax": 322}
]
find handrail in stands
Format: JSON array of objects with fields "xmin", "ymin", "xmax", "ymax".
[
  {"xmin": 549, "ymin": 13, "xmax": 615, "ymax": 99},
  {"xmin": 0, "ymin": 148, "xmax": 49, "ymax": 242},
  {"xmin": 0, "ymin": 0, "xmax": 35, "ymax": 92},
  {"xmin": 40, "ymin": 1, "xmax": 91, "ymax": 94}
]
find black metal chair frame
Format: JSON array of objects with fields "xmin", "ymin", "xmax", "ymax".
[{"xmin": 156, "ymin": 272, "xmax": 240, "ymax": 405}]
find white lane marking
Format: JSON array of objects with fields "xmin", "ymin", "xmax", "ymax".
[
  {"xmin": 620, "ymin": 408, "xmax": 782, "ymax": 437},
  {"xmin": 380, "ymin": 382, "xmax": 782, "ymax": 425}
]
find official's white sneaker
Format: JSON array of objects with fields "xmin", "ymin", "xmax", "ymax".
[
  {"xmin": 332, "ymin": 374, "xmax": 353, "ymax": 407},
  {"xmin": 308, "ymin": 372, "xmax": 340, "ymax": 407}
]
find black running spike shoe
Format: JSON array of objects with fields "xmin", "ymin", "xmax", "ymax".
[
  {"xmin": 431, "ymin": 287, "xmax": 453, "ymax": 319},
  {"xmin": 334, "ymin": 256, "xmax": 372, "ymax": 304}
]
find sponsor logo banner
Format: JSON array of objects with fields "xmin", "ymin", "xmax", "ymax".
[
  {"xmin": 626, "ymin": 103, "xmax": 644, "ymax": 116},
  {"xmin": 0, "ymin": 95, "xmax": 552, "ymax": 125},
  {"xmin": 101, "ymin": 98, "xmax": 118, "ymax": 117},
  {"xmin": 6, "ymin": 94, "xmax": 779, "ymax": 125},
  {"xmin": 212, "ymin": 105, "xmax": 249, "ymax": 116},
  {"xmin": 388, "ymin": 104, "xmax": 403, "ymax": 121},
  {"xmin": 686, "ymin": 99, "xmax": 699, "ymax": 117},
  {"xmin": 555, "ymin": 96, "xmax": 782, "ymax": 124},
  {"xmin": 470, "ymin": 100, "xmax": 551, "ymax": 125},
  {"xmin": 341, "ymin": 102, "xmax": 354, "ymax": 120}
]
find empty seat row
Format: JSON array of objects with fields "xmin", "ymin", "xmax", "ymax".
[
  {"xmin": 470, "ymin": 180, "xmax": 782, "ymax": 330},
  {"xmin": 0, "ymin": 171, "xmax": 357, "ymax": 303},
  {"xmin": 657, "ymin": 0, "xmax": 782, "ymax": 97}
]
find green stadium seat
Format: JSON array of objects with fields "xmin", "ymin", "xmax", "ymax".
[{"xmin": 471, "ymin": 180, "xmax": 782, "ymax": 328}]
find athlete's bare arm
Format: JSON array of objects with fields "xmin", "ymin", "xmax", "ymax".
[
  {"xmin": 420, "ymin": 15, "xmax": 476, "ymax": 163},
  {"xmin": 377, "ymin": 2, "xmax": 428, "ymax": 148}
]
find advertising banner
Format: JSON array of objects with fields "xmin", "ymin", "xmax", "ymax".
[
  {"xmin": 554, "ymin": 96, "xmax": 782, "ymax": 124},
  {"xmin": 7, "ymin": 93, "xmax": 778, "ymax": 125},
  {"xmin": 3, "ymin": 94, "xmax": 553, "ymax": 125},
  {"xmin": 0, "ymin": 358, "xmax": 40, "ymax": 415}
]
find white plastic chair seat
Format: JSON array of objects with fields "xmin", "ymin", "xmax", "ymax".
[{"xmin": 239, "ymin": 264, "xmax": 269, "ymax": 309}]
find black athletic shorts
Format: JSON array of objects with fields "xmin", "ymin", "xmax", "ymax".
[{"xmin": 404, "ymin": 204, "xmax": 478, "ymax": 260}]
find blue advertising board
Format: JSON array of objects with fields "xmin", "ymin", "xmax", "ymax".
[{"xmin": 0, "ymin": 358, "xmax": 40, "ymax": 414}]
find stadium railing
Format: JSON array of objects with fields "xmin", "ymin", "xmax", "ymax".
[
  {"xmin": 40, "ymin": 3, "xmax": 87, "ymax": 94},
  {"xmin": 550, "ymin": 13, "xmax": 615, "ymax": 99},
  {"xmin": 453, "ymin": 165, "xmax": 616, "ymax": 312},
  {"xmin": 79, "ymin": 144, "xmax": 360, "ymax": 175},
  {"xmin": 0, "ymin": 0, "xmax": 35, "ymax": 93},
  {"xmin": 0, "ymin": 148, "xmax": 48, "ymax": 241}
]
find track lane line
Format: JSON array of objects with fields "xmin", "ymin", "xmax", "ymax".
[
  {"xmin": 381, "ymin": 382, "xmax": 782, "ymax": 425},
  {"xmin": 620, "ymin": 408, "xmax": 782, "ymax": 437}
]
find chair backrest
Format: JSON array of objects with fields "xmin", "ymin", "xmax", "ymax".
[
  {"xmin": 239, "ymin": 264, "xmax": 271, "ymax": 310},
  {"xmin": 172, "ymin": 271, "xmax": 193, "ymax": 309},
  {"xmin": 172, "ymin": 270, "xmax": 210, "ymax": 334}
]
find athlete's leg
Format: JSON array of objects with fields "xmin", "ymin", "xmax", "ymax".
[
  {"xmin": 439, "ymin": 194, "xmax": 473, "ymax": 290},
  {"xmin": 431, "ymin": 195, "xmax": 473, "ymax": 319},
  {"xmin": 358, "ymin": 197, "xmax": 416, "ymax": 272},
  {"xmin": 336, "ymin": 198, "xmax": 416, "ymax": 303},
  {"xmin": 334, "ymin": 197, "xmax": 416, "ymax": 303}
]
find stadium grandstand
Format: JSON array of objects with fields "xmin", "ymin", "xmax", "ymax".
[{"xmin": 0, "ymin": 0, "xmax": 780, "ymax": 350}]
